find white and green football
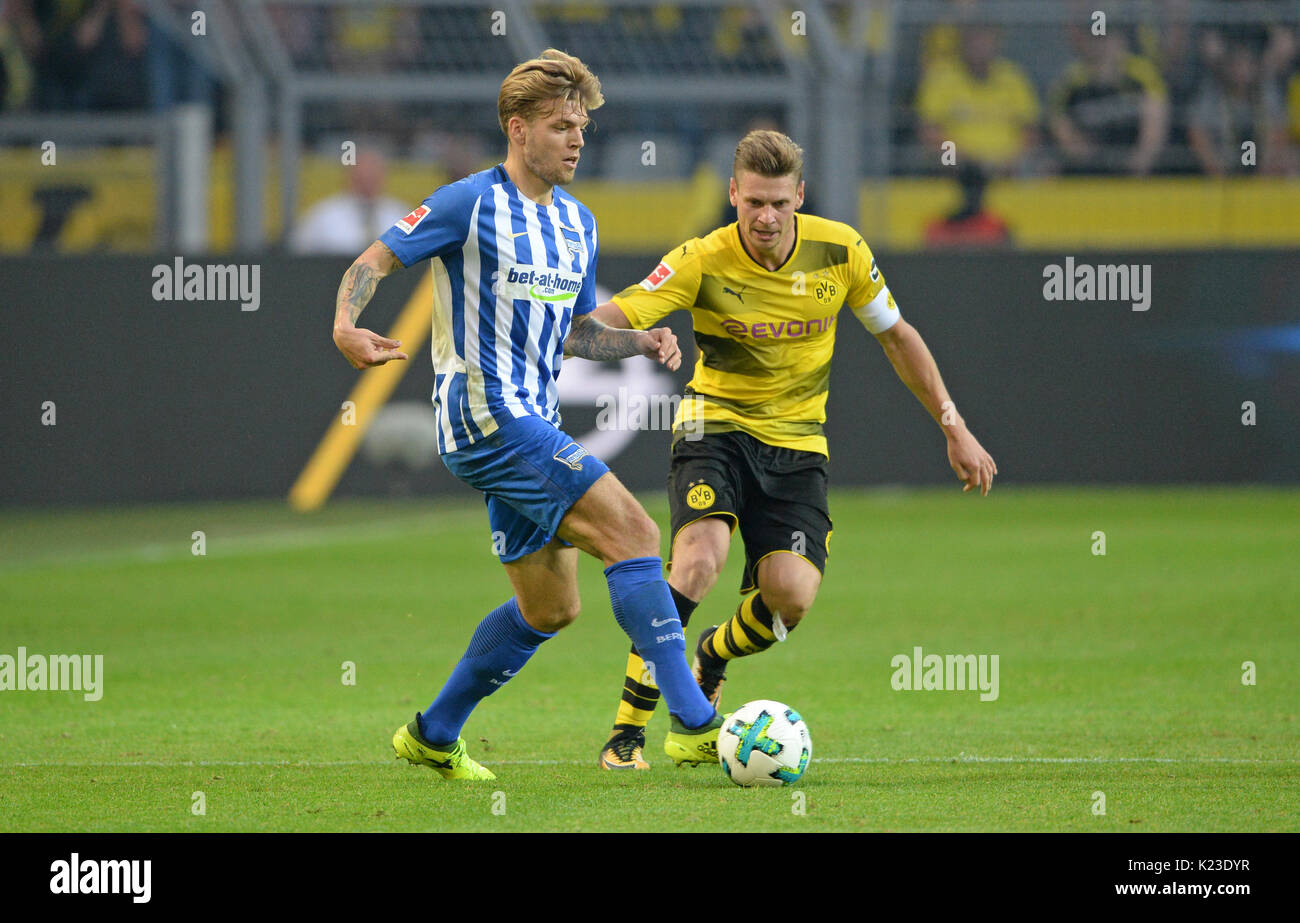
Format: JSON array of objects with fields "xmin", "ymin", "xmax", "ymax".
[{"xmin": 718, "ymin": 699, "xmax": 812, "ymax": 787}]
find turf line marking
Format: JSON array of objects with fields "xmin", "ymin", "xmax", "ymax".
[{"xmin": 5, "ymin": 756, "xmax": 1297, "ymax": 769}]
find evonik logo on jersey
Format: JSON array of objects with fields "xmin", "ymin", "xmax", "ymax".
[{"xmin": 720, "ymin": 314, "xmax": 837, "ymax": 339}]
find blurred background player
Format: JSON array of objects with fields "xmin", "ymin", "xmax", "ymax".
[
  {"xmin": 594, "ymin": 130, "xmax": 997, "ymax": 770},
  {"xmin": 331, "ymin": 49, "xmax": 725, "ymax": 780}
]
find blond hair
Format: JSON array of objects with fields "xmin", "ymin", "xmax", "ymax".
[
  {"xmin": 733, "ymin": 130, "xmax": 804, "ymax": 182},
  {"xmin": 498, "ymin": 49, "xmax": 604, "ymax": 135}
]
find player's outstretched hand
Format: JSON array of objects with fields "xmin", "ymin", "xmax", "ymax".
[
  {"xmin": 947, "ymin": 429, "xmax": 997, "ymax": 496},
  {"xmin": 333, "ymin": 324, "xmax": 409, "ymax": 370},
  {"xmin": 637, "ymin": 327, "xmax": 682, "ymax": 371}
]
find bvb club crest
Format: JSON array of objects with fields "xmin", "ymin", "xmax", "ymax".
[{"xmin": 686, "ymin": 481, "xmax": 715, "ymax": 510}]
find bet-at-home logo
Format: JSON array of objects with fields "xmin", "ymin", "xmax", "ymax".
[{"xmin": 497, "ymin": 265, "xmax": 582, "ymax": 303}]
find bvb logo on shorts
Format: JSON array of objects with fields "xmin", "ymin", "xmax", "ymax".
[
  {"xmin": 686, "ymin": 481, "xmax": 715, "ymax": 510},
  {"xmin": 813, "ymin": 279, "xmax": 838, "ymax": 305}
]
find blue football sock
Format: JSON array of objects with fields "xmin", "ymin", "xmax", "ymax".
[
  {"xmin": 605, "ymin": 557, "xmax": 715, "ymax": 729},
  {"xmin": 418, "ymin": 597, "xmax": 554, "ymax": 748}
]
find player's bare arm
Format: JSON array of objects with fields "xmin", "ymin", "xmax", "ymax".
[
  {"xmin": 591, "ymin": 301, "xmax": 633, "ymax": 328},
  {"xmin": 565, "ymin": 312, "xmax": 681, "ymax": 370},
  {"xmin": 332, "ymin": 240, "xmax": 409, "ymax": 370},
  {"xmin": 874, "ymin": 319, "xmax": 998, "ymax": 496}
]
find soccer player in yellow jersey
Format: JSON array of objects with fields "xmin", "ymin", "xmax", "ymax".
[{"xmin": 595, "ymin": 130, "xmax": 998, "ymax": 770}]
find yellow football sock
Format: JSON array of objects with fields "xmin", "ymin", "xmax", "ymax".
[
  {"xmin": 704, "ymin": 592, "xmax": 779, "ymax": 661},
  {"xmin": 611, "ymin": 646, "xmax": 659, "ymax": 734}
]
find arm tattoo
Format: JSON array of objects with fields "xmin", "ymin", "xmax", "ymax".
[
  {"xmin": 564, "ymin": 313, "xmax": 644, "ymax": 361},
  {"xmin": 336, "ymin": 261, "xmax": 380, "ymax": 326}
]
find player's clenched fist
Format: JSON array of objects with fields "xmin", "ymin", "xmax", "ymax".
[
  {"xmin": 635, "ymin": 326, "xmax": 681, "ymax": 371},
  {"xmin": 333, "ymin": 324, "xmax": 409, "ymax": 370}
]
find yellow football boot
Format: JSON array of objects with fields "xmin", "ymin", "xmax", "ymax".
[
  {"xmin": 392, "ymin": 716, "xmax": 496, "ymax": 781},
  {"xmin": 663, "ymin": 711, "xmax": 725, "ymax": 767}
]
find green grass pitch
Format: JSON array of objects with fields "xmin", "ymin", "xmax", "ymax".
[{"xmin": 1, "ymin": 487, "xmax": 1296, "ymax": 832}]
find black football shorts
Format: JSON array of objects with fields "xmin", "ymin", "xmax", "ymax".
[{"xmin": 667, "ymin": 429, "xmax": 832, "ymax": 594}]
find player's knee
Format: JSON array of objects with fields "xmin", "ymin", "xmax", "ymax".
[
  {"xmin": 620, "ymin": 509, "xmax": 661, "ymax": 559},
  {"xmin": 672, "ymin": 553, "xmax": 721, "ymax": 599},
  {"xmin": 761, "ymin": 587, "xmax": 816, "ymax": 628},
  {"xmin": 775, "ymin": 600, "xmax": 810, "ymax": 628},
  {"xmin": 520, "ymin": 598, "xmax": 581, "ymax": 633},
  {"xmin": 551, "ymin": 600, "xmax": 582, "ymax": 630}
]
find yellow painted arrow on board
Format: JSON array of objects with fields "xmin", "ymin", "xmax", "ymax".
[{"xmin": 289, "ymin": 268, "xmax": 432, "ymax": 511}]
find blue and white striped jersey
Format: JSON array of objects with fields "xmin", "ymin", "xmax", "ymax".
[{"xmin": 379, "ymin": 164, "xmax": 598, "ymax": 454}]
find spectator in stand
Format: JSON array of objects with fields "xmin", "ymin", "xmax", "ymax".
[
  {"xmin": 918, "ymin": 0, "xmax": 981, "ymax": 70},
  {"xmin": 1136, "ymin": 0, "xmax": 1200, "ymax": 116},
  {"xmin": 1188, "ymin": 39, "xmax": 1294, "ymax": 175},
  {"xmin": 0, "ymin": 1, "xmax": 35, "ymax": 109},
  {"xmin": 924, "ymin": 161, "xmax": 1010, "ymax": 248},
  {"xmin": 1048, "ymin": 29, "xmax": 1169, "ymax": 175},
  {"xmin": 291, "ymin": 150, "xmax": 411, "ymax": 255},
  {"xmin": 327, "ymin": 4, "xmax": 419, "ymax": 73},
  {"xmin": 265, "ymin": 1, "xmax": 327, "ymax": 69},
  {"xmin": 1199, "ymin": 0, "xmax": 1295, "ymax": 86},
  {"xmin": 146, "ymin": 0, "xmax": 214, "ymax": 110},
  {"xmin": 9, "ymin": 0, "xmax": 145, "ymax": 110},
  {"xmin": 916, "ymin": 23, "xmax": 1040, "ymax": 175},
  {"xmin": 714, "ymin": 5, "xmax": 786, "ymax": 70},
  {"xmin": 1289, "ymin": 64, "xmax": 1300, "ymax": 150}
]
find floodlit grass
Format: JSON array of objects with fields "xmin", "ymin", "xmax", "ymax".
[{"xmin": 1, "ymin": 488, "xmax": 1296, "ymax": 831}]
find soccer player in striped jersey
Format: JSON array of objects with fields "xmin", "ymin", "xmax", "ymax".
[
  {"xmin": 595, "ymin": 130, "xmax": 998, "ymax": 770},
  {"xmin": 331, "ymin": 50, "xmax": 723, "ymax": 780}
]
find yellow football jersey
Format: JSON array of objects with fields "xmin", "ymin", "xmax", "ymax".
[{"xmin": 611, "ymin": 214, "xmax": 901, "ymax": 456}]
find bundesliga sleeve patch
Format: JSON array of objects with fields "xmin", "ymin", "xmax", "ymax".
[
  {"xmin": 640, "ymin": 261, "xmax": 675, "ymax": 291},
  {"xmin": 395, "ymin": 204, "xmax": 431, "ymax": 235}
]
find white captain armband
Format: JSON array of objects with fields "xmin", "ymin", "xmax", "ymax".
[{"xmin": 850, "ymin": 285, "xmax": 901, "ymax": 334}]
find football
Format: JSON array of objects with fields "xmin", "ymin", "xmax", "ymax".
[{"xmin": 717, "ymin": 699, "xmax": 812, "ymax": 787}]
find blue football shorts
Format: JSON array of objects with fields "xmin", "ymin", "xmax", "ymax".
[{"xmin": 441, "ymin": 413, "xmax": 610, "ymax": 563}]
